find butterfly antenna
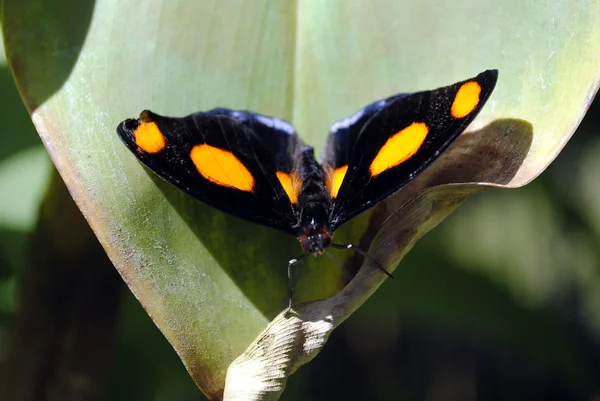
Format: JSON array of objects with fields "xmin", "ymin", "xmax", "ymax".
[
  {"xmin": 330, "ymin": 243, "xmax": 393, "ymax": 278},
  {"xmin": 286, "ymin": 253, "xmax": 309, "ymax": 314}
]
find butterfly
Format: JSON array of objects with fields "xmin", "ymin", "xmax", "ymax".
[{"xmin": 117, "ymin": 69, "xmax": 498, "ymax": 310}]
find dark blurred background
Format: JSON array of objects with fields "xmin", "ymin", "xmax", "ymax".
[{"xmin": 1, "ymin": 36, "xmax": 599, "ymax": 400}]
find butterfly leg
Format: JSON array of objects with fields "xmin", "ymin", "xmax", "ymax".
[
  {"xmin": 330, "ymin": 243, "xmax": 393, "ymax": 278},
  {"xmin": 286, "ymin": 253, "xmax": 309, "ymax": 314}
]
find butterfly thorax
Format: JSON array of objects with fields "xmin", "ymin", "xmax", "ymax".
[{"xmin": 296, "ymin": 146, "xmax": 333, "ymax": 255}]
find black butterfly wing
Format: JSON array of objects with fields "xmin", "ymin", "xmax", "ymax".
[
  {"xmin": 117, "ymin": 109, "xmax": 303, "ymax": 235},
  {"xmin": 324, "ymin": 70, "xmax": 498, "ymax": 231},
  {"xmin": 324, "ymin": 92, "xmax": 408, "ymax": 175}
]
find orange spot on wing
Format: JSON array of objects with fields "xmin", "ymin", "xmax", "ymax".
[
  {"xmin": 325, "ymin": 165, "xmax": 348, "ymax": 198},
  {"xmin": 369, "ymin": 122, "xmax": 429, "ymax": 177},
  {"xmin": 190, "ymin": 144, "xmax": 254, "ymax": 192},
  {"xmin": 134, "ymin": 121, "xmax": 166, "ymax": 153},
  {"xmin": 276, "ymin": 171, "xmax": 301, "ymax": 204},
  {"xmin": 451, "ymin": 81, "xmax": 481, "ymax": 118}
]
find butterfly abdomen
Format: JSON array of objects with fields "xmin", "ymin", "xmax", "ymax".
[{"xmin": 296, "ymin": 146, "xmax": 333, "ymax": 255}]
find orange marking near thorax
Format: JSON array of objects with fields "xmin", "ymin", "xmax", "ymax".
[
  {"xmin": 369, "ymin": 122, "xmax": 429, "ymax": 176},
  {"xmin": 326, "ymin": 165, "xmax": 348, "ymax": 198},
  {"xmin": 190, "ymin": 144, "xmax": 254, "ymax": 192},
  {"xmin": 276, "ymin": 171, "xmax": 301, "ymax": 203}
]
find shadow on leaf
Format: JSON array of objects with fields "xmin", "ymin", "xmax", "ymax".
[
  {"xmin": 1, "ymin": 0, "xmax": 96, "ymax": 111},
  {"xmin": 148, "ymin": 118, "xmax": 533, "ymax": 323},
  {"xmin": 350, "ymin": 118, "xmax": 534, "ymax": 277}
]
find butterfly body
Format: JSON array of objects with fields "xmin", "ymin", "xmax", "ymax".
[
  {"xmin": 117, "ymin": 70, "xmax": 498, "ymax": 307},
  {"xmin": 294, "ymin": 146, "xmax": 333, "ymax": 255}
]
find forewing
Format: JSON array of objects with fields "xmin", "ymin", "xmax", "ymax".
[
  {"xmin": 116, "ymin": 109, "xmax": 303, "ymax": 235},
  {"xmin": 324, "ymin": 70, "xmax": 498, "ymax": 230},
  {"xmin": 323, "ymin": 93, "xmax": 407, "ymax": 200}
]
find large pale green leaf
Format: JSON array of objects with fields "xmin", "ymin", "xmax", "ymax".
[
  {"xmin": 3, "ymin": 2, "xmax": 305, "ymax": 398},
  {"xmin": 2, "ymin": 0, "xmax": 600, "ymax": 399}
]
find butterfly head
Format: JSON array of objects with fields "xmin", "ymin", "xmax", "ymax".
[{"xmin": 299, "ymin": 226, "xmax": 331, "ymax": 256}]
